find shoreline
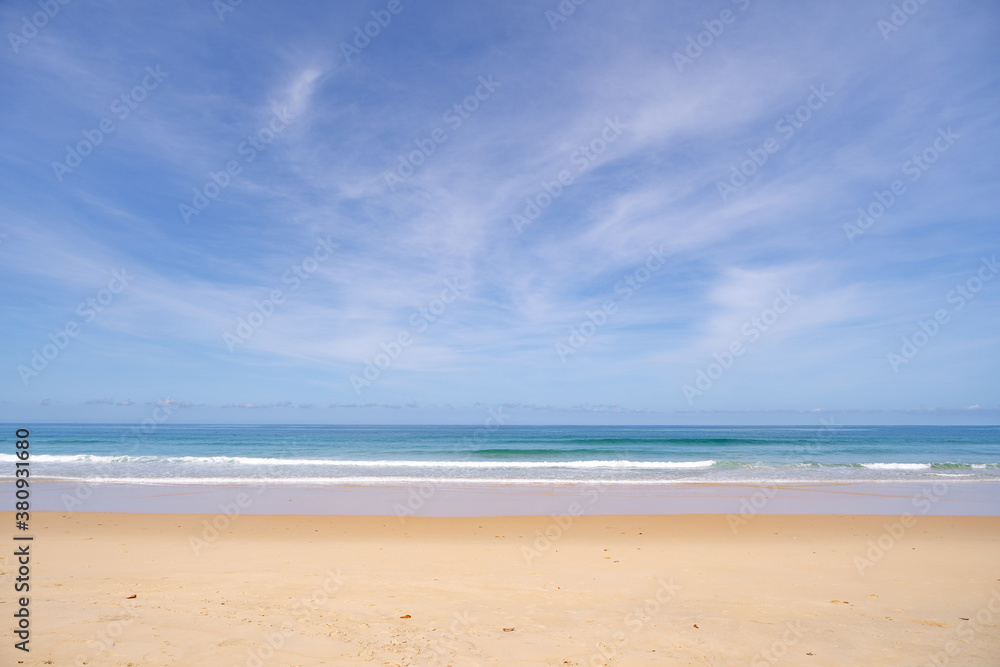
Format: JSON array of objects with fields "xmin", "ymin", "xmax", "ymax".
[
  {"xmin": 23, "ymin": 475, "xmax": 1000, "ymax": 484},
  {"xmin": 5, "ymin": 479, "xmax": 1000, "ymax": 516},
  {"xmin": 3, "ymin": 511, "xmax": 999, "ymax": 665}
]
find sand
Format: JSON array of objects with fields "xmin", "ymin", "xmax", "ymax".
[{"xmin": 2, "ymin": 511, "xmax": 999, "ymax": 666}]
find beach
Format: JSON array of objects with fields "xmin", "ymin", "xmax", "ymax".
[
  {"xmin": 3, "ymin": 510, "xmax": 999, "ymax": 666},
  {"xmin": 5, "ymin": 0, "xmax": 999, "ymax": 662},
  {"xmin": 4, "ymin": 425, "xmax": 1000, "ymax": 664}
]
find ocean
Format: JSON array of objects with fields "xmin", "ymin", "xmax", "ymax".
[{"xmin": 5, "ymin": 424, "xmax": 999, "ymax": 486}]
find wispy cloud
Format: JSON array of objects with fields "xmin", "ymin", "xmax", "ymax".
[{"xmin": 1, "ymin": 0, "xmax": 997, "ymax": 424}]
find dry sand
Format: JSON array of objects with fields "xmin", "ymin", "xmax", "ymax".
[{"xmin": 2, "ymin": 511, "xmax": 999, "ymax": 666}]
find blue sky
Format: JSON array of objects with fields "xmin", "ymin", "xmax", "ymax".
[{"xmin": 1, "ymin": 0, "xmax": 998, "ymax": 425}]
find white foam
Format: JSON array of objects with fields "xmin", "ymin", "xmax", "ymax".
[
  {"xmin": 860, "ymin": 463, "xmax": 931, "ymax": 470},
  {"xmin": 19, "ymin": 476, "xmax": 995, "ymax": 486},
  {"xmin": 0, "ymin": 454, "xmax": 717, "ymax": 470}
]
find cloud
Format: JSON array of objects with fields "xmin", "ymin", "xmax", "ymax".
[
  {"xmin": 154, "ymin": 399, "xmax": 194, "ymax": 408},
  {"xmin": 0, "ymin": 0, "xmax": 997, "ymax": 422},
  {"xmin": 86, "ymin": 397, "xmax": 115, "ymax": 405}
]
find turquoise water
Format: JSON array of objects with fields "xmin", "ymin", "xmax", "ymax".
[{"xmin": 4, "ymin": 424, "xmax": 999, "ymax": 484}]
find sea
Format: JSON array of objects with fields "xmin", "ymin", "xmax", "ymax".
[{"xmin": 5, "ymin": 424, "xmax": 1000, "ymax": 486}]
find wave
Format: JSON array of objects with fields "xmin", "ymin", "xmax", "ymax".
[
  {"xmin": 23, "ymin": 476, "xmax": 997, "ymax": 486},
  {"xmin": 535, "ymin": 437, "xmax": 759, "ymax": 446},
  {"xmin": 469, "ymin": 447, "xmax": 628, "ymax": 458},
  {"xmin": 0, "ymin": 454, "xmax": 717, "ymax": 470},
  {"xmin": 861, "ymin": 463, "xmax": 932, "ymax": 470},
  {"xmin": 3, "ymin": 454, "xmax": 998, "ymax": 471}
]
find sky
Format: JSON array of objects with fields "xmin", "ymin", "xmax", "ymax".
[{"xmin": 0, "ymin": 0, "xmax": 998, "ymax": 425}]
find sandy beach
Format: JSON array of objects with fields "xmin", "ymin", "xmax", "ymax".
[{"xmin": 2, "ymin": 511, "xmax": 999, "ymax": 666}]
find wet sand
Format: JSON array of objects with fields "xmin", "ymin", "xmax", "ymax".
[{"xmin": 13, "ymin": 479, "xmax": 1000, "ymax": 516}]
